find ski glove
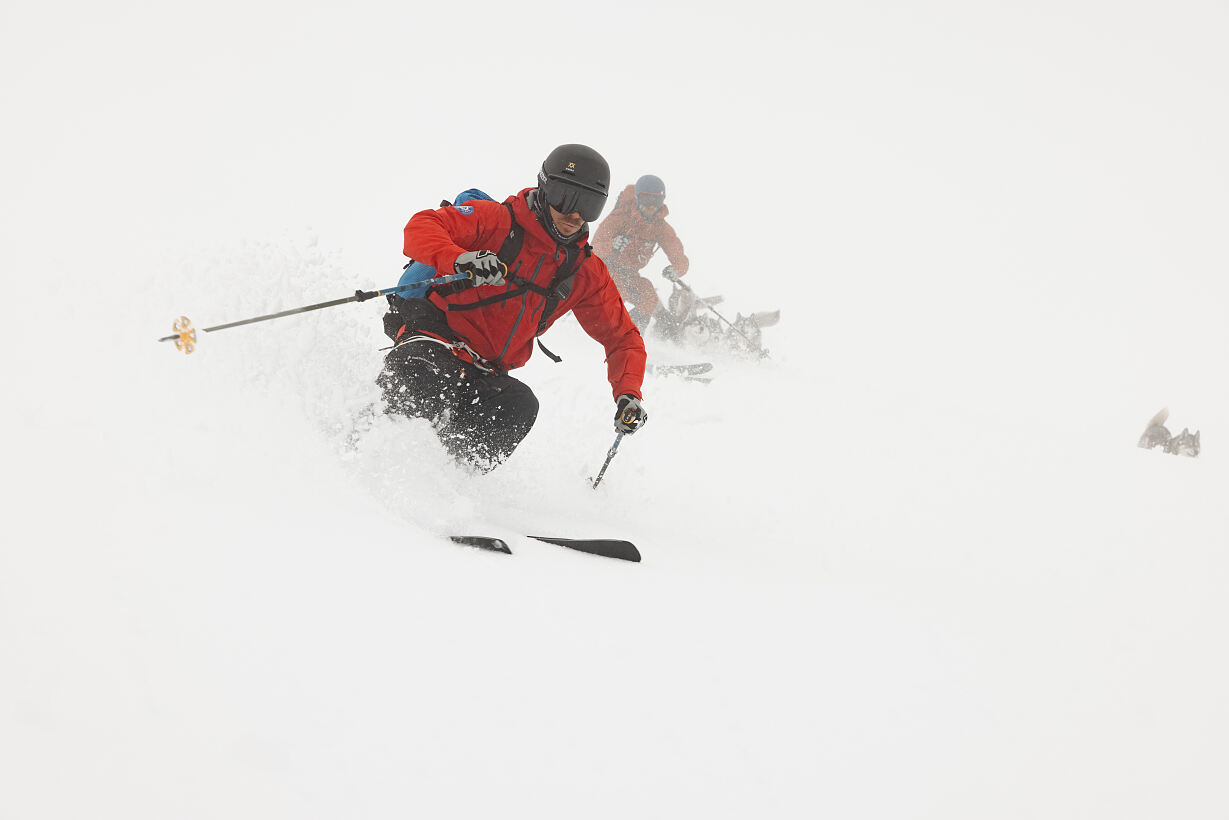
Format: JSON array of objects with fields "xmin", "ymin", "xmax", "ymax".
[
  {"xmin": 661, "ymin": 265, "xmax": 682, "ymax": 283},
  {"xmin": 614, "ymin": 394, "xmax": 648, "ymax": 435},
  {"xmin": 612, "ymin": 234, "xmax": 632, "ymax": 253},
  {"xmin": 454, "ymin": 250, "xmax": 507, "ymax": 286}
]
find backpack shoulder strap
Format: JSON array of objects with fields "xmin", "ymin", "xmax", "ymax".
[
  {"xmin": 497, "ymin": 201, "xmax": 524, "ymax": 270},
  {"xmin": 532, "ymin": 243, "xmax": 593, "ymax": 363}
]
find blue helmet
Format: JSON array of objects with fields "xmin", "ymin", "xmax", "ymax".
[
  {"xmin": 634, "ymin": 174, "xmax": 666, "ymax": 218},
  {"xmin": 634, "ymin": 174, "xmax": 666, "ymax": 198}
]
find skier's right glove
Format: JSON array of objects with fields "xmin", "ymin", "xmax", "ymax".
[
  {"xmin": 614, "ymin": 394, "xmax": 648, "ymax": 435},
  {"xmin": 661, "ymin": 265, "xmax": 682, "ymax": 284},
  {"xmin": 612, "ymin": 234, "xmax": 631, "ymax": 253},
  {"xmin": 454, "ymin": 250, "xmax": 507, "ymax": 286}
]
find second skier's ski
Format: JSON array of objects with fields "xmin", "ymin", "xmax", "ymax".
[{"xmin": 647, "ymin": 362, "xmax": 713, "ymax": 376}]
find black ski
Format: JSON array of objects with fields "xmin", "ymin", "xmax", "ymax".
[
  {"xmin": 648, "ymin": 362, "xmax": 713, "ymax": 376},
  {"xmin": 528, "ymin": 536, "xmax": 641, "ymax": 562},
  {"xmin": 447, "ymin": 535, "xmax": 641, "ymax": 562},
  {"xmin": 449, "ymin": 535, "xmax": 512, "ymax": 554}
]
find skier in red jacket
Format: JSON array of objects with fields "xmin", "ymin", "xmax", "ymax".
[
  {"xmin": 378, "ymin": 144, "xmax": 648, "ymax": 472},
  {"xmin": 592, "ymin": 174, "xmax": 690, "ymax": 335}
]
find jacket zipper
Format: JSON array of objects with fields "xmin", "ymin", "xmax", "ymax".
[{"xmin": 494, "ymin": 252, "xmax": 549, "ymax": 365}]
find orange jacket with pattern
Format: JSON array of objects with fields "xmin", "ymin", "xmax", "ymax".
[
  {"xmin": 592, "ymin": 185, "xmax": 690, "ymax": 277},
  {"xmin": 402, "ymin": 188, "xmax": 646, "ymax": 400}
]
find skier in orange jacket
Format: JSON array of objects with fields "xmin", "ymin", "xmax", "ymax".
[{"xmin": 592, "ymin": 175, "xmax": 689, "ymax": 335}]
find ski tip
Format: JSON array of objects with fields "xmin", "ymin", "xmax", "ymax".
[
  {"xmin": 528, "ymin": 536, "xmax": 641, "ymax": 563},
  {"xmin": 449, "ymin": 535, "xmax": 512, "ymax": 554}
]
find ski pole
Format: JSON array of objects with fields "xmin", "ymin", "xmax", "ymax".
[
  {"xmin": 591, "ymin": 432, "xmax": 625, "ymax": 489},
  {"xmin": 664, "ymin": 270, "xmax": 767, "ymax": 356},
  {"xmin": 157, "ymin": 272, "xmax": 472, "ymax": 354}
]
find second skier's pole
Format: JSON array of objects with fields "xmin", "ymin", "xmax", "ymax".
[{"xmin": 663, "ymin": 268, "xmax": 765, "ymax": 356}]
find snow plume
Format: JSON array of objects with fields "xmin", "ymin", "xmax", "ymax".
[{"xmin": 161, "ymin": 231, "xmax": 389, "ymax": 437}]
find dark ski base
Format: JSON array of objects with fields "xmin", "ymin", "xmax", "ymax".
[
  {"xmin": 528, "ymin": 536, "xmax": 641, "ymax": 563},
  {"xmin": 449, "ymin": 535, "xmax": 512, "ymax": 554},
  {"xmin": 448, "ymin": 535, "xmax": 641, "ymax": 562}
]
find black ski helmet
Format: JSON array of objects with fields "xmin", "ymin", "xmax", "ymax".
[
  {"xmin": 536, "ymin": 144, "xmax": 611, "ymax": 223},
  {"xmin": 634, "ymin": 174, "xmax": 666, "ymax": 199}
]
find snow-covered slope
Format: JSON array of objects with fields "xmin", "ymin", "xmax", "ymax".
[{"xmin": 3, "ymin": 2, "xmax": 1228, "ymax": 818}]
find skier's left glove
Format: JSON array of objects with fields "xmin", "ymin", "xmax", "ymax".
[
  {"xmin": 614, "ymin": 394, "xmax": 648, "ymax": 434},
  {"xmin": 661, "ymin": 265, "xmax": 682, "ymax": 283}
]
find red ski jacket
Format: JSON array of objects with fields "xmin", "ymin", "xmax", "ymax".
[
  {"xmin": 403, "ymin": 188, "xmax": 646, "ymax": 400},
  {"xmin": 592, "ymin": 185, "xmax": 689, "ymax": 276}
]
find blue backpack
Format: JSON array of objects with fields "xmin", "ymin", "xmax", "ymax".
[{"xmin": 396, "ymin": 188, "xmax": 496, "ymax": 298}]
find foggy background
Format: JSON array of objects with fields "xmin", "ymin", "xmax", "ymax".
[{"xmin": 3, "ymin": 1, "xmax": 1227, "ymax": 817}]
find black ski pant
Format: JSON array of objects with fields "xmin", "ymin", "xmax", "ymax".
[{"xmin": 377, "ymin": 339, "xmax": 539, "ymax": 472}]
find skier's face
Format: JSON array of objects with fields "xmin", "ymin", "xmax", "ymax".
[
  {"xmin": 548, "ymin": 205, "xmax": 586, "ymax": 237},
  {"xmin": 636, "ymin": 195, "xmax": 664, "ymax": 217}
]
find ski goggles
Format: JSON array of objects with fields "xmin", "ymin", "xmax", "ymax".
[
  {"xmin": 542, "ymin": 178, "xmax": 608, "ymax": 222},
  {"xmin": 636, "ymin": 192, "xmax": 665, "ymax": 211}
]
